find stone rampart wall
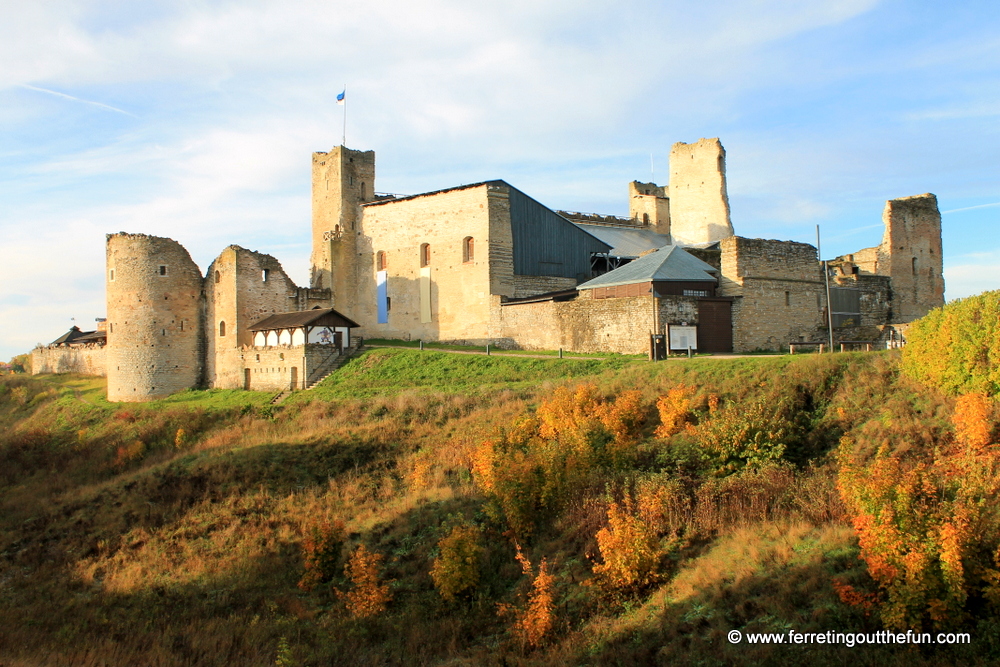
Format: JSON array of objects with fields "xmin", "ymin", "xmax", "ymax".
[{"xmin": 31, "ymin": 346, "xmax": 107, "ymax": 376}]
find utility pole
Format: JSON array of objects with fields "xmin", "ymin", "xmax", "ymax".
[{"xmin": 817, "ymin": 225, "xmax": 835, "ymax": 351}]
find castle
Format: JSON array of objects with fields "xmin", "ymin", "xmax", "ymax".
[{"xmin": 31, "ymin": 138, "xmax": 945, "ymax": 401}]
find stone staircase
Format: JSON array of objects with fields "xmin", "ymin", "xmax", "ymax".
[{"xmin": 305, "ymin": 340, "xmax": 363, "ymax": 390}]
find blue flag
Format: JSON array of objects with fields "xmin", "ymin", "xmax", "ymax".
[{"xmin": 336, "ymin": 89, "xmax": 346, "ymax": 105}]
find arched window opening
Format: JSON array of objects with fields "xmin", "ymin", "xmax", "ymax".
[
  {"xmin": 361, "ymin": 182, "xmax": 367, "ymax": 200},
  {"xmin": 219, "ymin": 321, "xmax": 226, "ymax": 337},
  {"xmin": 420, "ymin": 243, "xmax": 431, "ymax": 267},
  {"xmin": 376, "ymin": 251, "xmax": 387, "ymax": 271},
  {"xmin": 463, "ymin": 237, "xmax": 474, "ymax": 263},
  {"xmin": 642, "ymin": 213, "xmax": 650, "ymax": 225},
  {"xmin": 215, "ymin": 270, "xmax": 221, "ymax": 283},
  {"xmin": 912, "ymin": 257, "xmax": 918, "ymax": 275}
]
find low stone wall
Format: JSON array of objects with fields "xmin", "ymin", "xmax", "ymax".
[
  {"xmin": 31, "ymin": 346, "xmax": 107, "ymax": 376},
  {"xmin": 244, "ymin": 344, "xmax": 340, "ymax": 392},
  {"xmin": 493, "ymin": 294, "xmax": 700, "ymax": 355}
]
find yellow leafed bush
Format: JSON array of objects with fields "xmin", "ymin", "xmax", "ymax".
[{"xmin": 431, "ymin": 524, "xmax": 484, "ymax": 602}]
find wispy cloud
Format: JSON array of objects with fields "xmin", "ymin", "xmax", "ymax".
[
  {"xmin": 17, "ymin": 83, "xmax": 136, "ymax": 117},
  {"xmin": 943, "ymin": 202, "xmax": 1000, "ymax": 214}
]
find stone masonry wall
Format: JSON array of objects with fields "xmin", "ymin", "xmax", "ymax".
[
  {"xmin": 668, "ymin": 138, "xmax": 734, "ymax": 245},
  {"xmin": 31, "ymin": 346, "xmax": 107, "ymax": 376},
  {"xmin": 205, "ymin": 246, "xmax": 303, "ymax": 389},
  {"xmin": 492, "ymin": 294, "xmax": 700, "ymax": 355},
  {"xmin": 353, "ymin": 184, "xmax": 493, "ymax": 342},
  {"xmin": 106, "ymin": 233, "xmax": 204, "ymax": 402},
  {"xmin": 719, "ymin": 236, "xmax": 825, "ymax": 352}
]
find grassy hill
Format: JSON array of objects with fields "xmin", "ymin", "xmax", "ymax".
[{"xmin": 0, "ymin": 347, "xmax": 996, "ymax": 666}]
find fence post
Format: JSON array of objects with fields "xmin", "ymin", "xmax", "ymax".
[
  {"xmin": 559, "ymin": 348, "xmax": 563, "ymax": 358},
  {"xmin": 486, "ymin": 344, "xmax": 490, "ymax": 356}
]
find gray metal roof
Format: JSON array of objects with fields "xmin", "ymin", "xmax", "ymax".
[
  {"xmin": 570, "ymin": 223, "xmax": 670, "ymax": 259},
  {"xmin": 577, "ymin": 245, "xmax": 718, "ymax": 290}
]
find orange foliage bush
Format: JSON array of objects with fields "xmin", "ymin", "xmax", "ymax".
[
  {"xmin": 471, "ymin": 385, "xmax": 649, "ymax": 538},
  {"xmin": 952, "ymin": 392, "xmax": 994, "ymax": 452},
  {"xmin": 838, "ymin": 432, "xmax": 1000, "ymax": 629},
  {"xmin": 338, "ymin": 545, "xmax": 393, "ymax": 618},
  {"xmin": 501, "ymin": 547, "xmax": 557, "ymax": 649},
  {"xmin": 430, "ymin": 524, "xmax": 484, "ymax": 602},
  {"xmin": 654, "ymin": 385, "xmax": 694, "ymax": 437},
  {"xmin": 593, "ymin": 493, "xmax": 668, "ymax": 593},
  {"xmin": 298, "ymin": 519, "xmax": 346, "ymax": 592}
]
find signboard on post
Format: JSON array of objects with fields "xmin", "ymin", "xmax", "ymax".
[{"xmin": 668, "ymin": 325, "xmax": 698, "ymax": 352}]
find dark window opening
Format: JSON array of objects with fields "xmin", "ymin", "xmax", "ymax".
[
  {"xmin": 785, "ymin": 291, "xmax": 790, "ymax": 307},
  {"xmin": 420, "ymin": 243, "xmax": 430, "ymax": 267},
  {"xmin": 463, "ymin": 237, "xmax": 474, "ymax": 263},
  {"xmin": 158, "ymin": 265, "xmax": 167, "ymax": 276},
  {"xmin": 262, "ymin": 269, "xmax": 270, "ymax": 282},
  {"xmin": 219, "ymin": 321, "xmax": 226, "ymax": 337}
]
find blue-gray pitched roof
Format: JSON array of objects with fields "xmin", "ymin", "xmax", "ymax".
[
  {"xmin": 571, "ymin": 223, "xmax": 670, "ymax": 259},
  {"xmin": 577, "ymin": 245, "xmax": 718, "ymax": 290}
]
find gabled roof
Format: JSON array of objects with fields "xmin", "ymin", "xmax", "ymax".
[
  {"xmin": 50, "ymin": 326, "xmax": 91, "ymax": 346},
  {"xmin": 571, "ymin": 223, "xmax": 670, "ymax": 259},
  {"xmin": 577, "ymin": 245, "xmax": 718, "ymax": 290},
  {"xmin": 248, "ymin": 308, "xmax": 360, "ymax": 331}
]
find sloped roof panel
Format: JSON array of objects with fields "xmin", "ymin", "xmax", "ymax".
[
  {"xmin": 571, "ymin": 223, "xmax": 670, "ymax": 259},
  {"xmin": 577, "ymin": 245, "xmax": 718, "ymax": 290}
]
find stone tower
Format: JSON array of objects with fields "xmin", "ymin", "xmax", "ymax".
[
  {"xmin": 628, "ymin": 181, "xmax": 671, "ymax": 237},
  {"xmin": 105, "ymin": 233, "xmax": 204, "ymax": 402},
  {"xmin": 668, "ymin": 138, "xmax": 734, "ymax": 245},
  {"xmin": 311, "ymin": 146, "xmax": 375, "ymax": 315},
  {"xmin": 877, "ymin": 193, "xmax": 945, "ymax": 322}
]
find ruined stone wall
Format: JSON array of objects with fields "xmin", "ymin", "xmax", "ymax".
[
  {"xmin": 31, "ymin": 346, "xmax": 107, "ymax": 376},
  {"xmin": 668, "ymin": 138, "xmax": 734, "ymax": 245},
  {"xmin": 877, "ymin": 193, "xmax": 945, "ymax": 322},
  {"xmin": 719, "ymin": 236, "xmax": 825, "ymax": 352},
  {"xmin": 205, "ymin": 246, "xmax": 302, "ymax": 389},
  {"xmin": 311, "ymin": 146, "xmax": 375, "ymax": 303},
  {"xmin": 628, "ymin": 181, "xmax": 671, "ymax": 236},
  {"xmin": 353, "ymin": 185, "xmax": 494, "ymax": 342},
  {"xmin": 105, "ymin": 234, "xmax": 204, "ymax": 402},
  {"xmin": 492, "ymin": 294, "xmax": 699, "ymax": 355}
]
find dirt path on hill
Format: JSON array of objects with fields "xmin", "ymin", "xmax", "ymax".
[{"xmin": 363, "ymin": 344, "xmax": 760, "ymax": 361}]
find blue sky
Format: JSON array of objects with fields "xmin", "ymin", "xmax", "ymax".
[{"xmin": 2, "ymin": 0, "xmax": 999, "ymax": 360}]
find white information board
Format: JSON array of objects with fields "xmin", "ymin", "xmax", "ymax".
[{"xmin": 668, "ymin": 325, "xmax": 698, "ymax": 351}]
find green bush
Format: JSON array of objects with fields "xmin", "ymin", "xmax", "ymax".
[{"xmin": 901, "ymin": 291, "xmax": 1000, "ymax": 396}]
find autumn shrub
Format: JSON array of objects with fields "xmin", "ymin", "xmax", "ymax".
[
  {"xmin": 952, "ymin": 392, "xmax": 994, "ymax": 451},
  {"xmin": 338, "ymin": 544, "xmax": 393, "ymax": 618},
  {"xmin": 654, "ymin": 385, "xmax": 695, "ymax": 437},
  {"xmin": 501, "ymin": 547, "xmax": 557, "ymax": 650},
  {"xmin": 901, "ymin": 290, "xmax": 1000, "ymax": 396},
  {"xmin": 472, "ymin": 385, "xmax": 654, "ymax": 538},
  {"xmin": 837, "ymin": 416, "xmax": 1000, "ymax": 629},
  {"xmin": 431, "ymin": 523, "xmax": 485, "ymax": 602},
  {"xmin": 298, "ymin": 519, "xmax": 346, "ymax": 592},
  {"xmin": 693, "ymin": 397, "xmax": 796, "ymax": 475},
  {"xmin": 593, "ymin": 491, "xmax": 675, "ymax": 595}
]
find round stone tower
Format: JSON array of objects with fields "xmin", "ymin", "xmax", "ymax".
[{"xmin": 105, "ymin": 233, "xmax": 204, "ymax": 402}]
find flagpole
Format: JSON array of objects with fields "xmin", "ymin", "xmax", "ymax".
[{"xmin": 342, "ymin": 84, "xmax": 347, "ymax": 147}]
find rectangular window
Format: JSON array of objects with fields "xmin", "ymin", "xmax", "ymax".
[
  {"xmin": 159, "ymin": 265, "xmax": 167, "ymax": 276},
  {"xmin": 683, "ymin": 289, "xmax": 710, "ymax": 297}
]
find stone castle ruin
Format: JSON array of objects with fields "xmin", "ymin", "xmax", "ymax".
[{"xmin": 32, "ymin": 138, "xmax": 944, "ymax": 401}]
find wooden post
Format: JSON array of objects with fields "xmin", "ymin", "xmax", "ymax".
[
  {"xmin": 559, "ymin": 348, "xmax": 563, "ymax": 358},
  {"xmin": 486, "ymin": 344, "xmax": 490, "ymax": 356},
  {"xmin": 819, "ymin": 343, "xmax": 825, "ymax": 354}
]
